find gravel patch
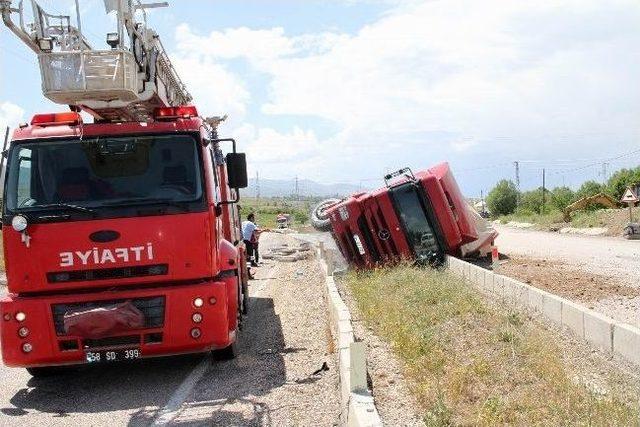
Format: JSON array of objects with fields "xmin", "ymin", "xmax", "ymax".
[{"xmin": 165, "ymin": 233, "xmax": 341, "ymax": 426}]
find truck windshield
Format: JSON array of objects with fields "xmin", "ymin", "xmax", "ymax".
[
  {"xmin": 4, "ymin": 134, "xmax": 204, "ymax": 217},
  {"xmin": 389, "ymin": 183, "xmax": 443, "ymax": 264}
]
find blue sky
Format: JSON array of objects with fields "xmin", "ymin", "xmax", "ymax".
[{"xmin": 2, "ymin": 0, "xmax": 640, "ymax": 197}]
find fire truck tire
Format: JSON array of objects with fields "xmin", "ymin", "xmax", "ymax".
[
  {"xmin": 214, "ymin": 335, "xmax": 239, "ymax": 360},
  {"xmin": 311, "ymin": 198, "xmax": 341, "ymax": 232},
  {"xmin": 242, "ymin": 282, "xmax": 249, "ymax": 315},
  {"xmin": 26, "ymin": 366, "xmax": 72, "ymax": 377}
]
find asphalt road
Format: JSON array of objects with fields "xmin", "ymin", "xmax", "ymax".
[{"xmin": 0, "ymin": 234, "xmax": 339, "ymax": 426}]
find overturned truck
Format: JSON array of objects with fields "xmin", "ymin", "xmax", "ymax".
[{"xmin": 311, "ymin": 163, "xmax": 497, "ymax": 268}]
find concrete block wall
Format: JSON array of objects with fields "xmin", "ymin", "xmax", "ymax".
[
  {"xmin": 447, "ymin": 256, "xmax": 640, "ymax": 367},
  {"xmin": 317, "ymin": 246, "xmax": 383, "ymax": 427}
]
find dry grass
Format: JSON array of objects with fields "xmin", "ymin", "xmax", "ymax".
[{"xmin": 346, "ymin": 266, "xmax": 640, "ymax": 426}]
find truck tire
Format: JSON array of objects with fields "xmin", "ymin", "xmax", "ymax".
[
  {"xmin": 311, "ymin": 198, "xmax": 341, "ymax": 232},
  {"xmin": 26, "ymin": 366, "xmax": 70, "ymax": 377},
  {"xmin": 214, "ymin": 335, "xmax": 239, "ymax": 360}
]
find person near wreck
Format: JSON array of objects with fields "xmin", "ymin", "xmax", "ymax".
[{"xmin": 242, "ymin": 213, "xmax": 269, "ymax": 278}]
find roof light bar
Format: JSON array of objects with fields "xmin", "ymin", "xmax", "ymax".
[
  {"xmin": 153, "ymin": 106, "xmax": 199, "ymax": 120},
  {"xmin": 31, "ymin": 112, "xmax": 82, "ymax": 127}
]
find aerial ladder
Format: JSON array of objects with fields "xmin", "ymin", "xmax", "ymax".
[{"xmin": 0, "ymin": 0, "xmax": 192, "ymax": 122}]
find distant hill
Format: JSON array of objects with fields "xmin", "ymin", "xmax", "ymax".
[{"xmin": 243, "ymin": 178, "xmax": 362, "ymax": 198}]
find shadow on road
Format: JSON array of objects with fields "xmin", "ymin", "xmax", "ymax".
[{"xmin": 2, "ymin": 296, "xmax": 287, "ymax": 426}]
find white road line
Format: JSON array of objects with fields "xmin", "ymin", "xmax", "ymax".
[{"xmin": 151, "ymin": 357, "xmax": 210, "ymax": 426}]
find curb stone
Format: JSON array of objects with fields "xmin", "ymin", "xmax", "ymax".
[
  {"xmin": 316, "ymin": 243, "xmax": 383, "ymax": 427},
  {"xmin": 446, "ymin": 255, "xmax": 640, "ymax": 368}
]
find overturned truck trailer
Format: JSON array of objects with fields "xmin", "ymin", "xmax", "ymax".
[{"xmin": 312, "ymin": 163, "xmax": 497, "ymax": 268}]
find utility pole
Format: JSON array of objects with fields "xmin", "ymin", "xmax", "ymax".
[
  {"xmin": 255, "ymin": 171, "xmax": 260, "ymax": 201},
  {"xmin": 514, "ymin": 161, "xmax": 520, "ymax": 207},
  {"xmin": 295, "ymin": 176, "xmax": 299, "ymax": 201},
  {"xmin": 601, "ymin": 162, "xmax": 609, "ymax": 184},
  {"xmin": 541, "ymin": 168, "xmax": 546, "ymax": 214}
]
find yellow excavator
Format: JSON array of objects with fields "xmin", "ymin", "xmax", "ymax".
[{"xmin": 562, "ymin": 193, "xmax": 619, "ymax": 222}]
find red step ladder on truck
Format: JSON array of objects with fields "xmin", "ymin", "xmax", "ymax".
[
  {"xmin": 0, "ymin": 1, "xmax": 251, "ymax": 376},
  {"xmin": 311, "ymin": 165, "xmax": 498, "ymax": 268}
]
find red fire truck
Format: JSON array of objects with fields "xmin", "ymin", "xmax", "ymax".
[
  {"xmin": 312, "ymin": 164, "xmax": 497, "ymax": 268},
  {"xmin": 0, "ymin": 1, "xmax": 250, "ymax": 376}
]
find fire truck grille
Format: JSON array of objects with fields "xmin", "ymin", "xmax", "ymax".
[
  {"xmin": 51, "ymin": 296, "xmax": 166, "ymax": 336},
  {"xmin": 47, "ymin": 264, "xmax": 169, "ymax": 283}
]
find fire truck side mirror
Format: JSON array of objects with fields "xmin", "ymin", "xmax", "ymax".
[{"xmin": 226, "ymin": 153, "xmax": 248, "ymax": 189}]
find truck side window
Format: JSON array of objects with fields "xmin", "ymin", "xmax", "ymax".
[
  {"xmin": 17, "ymin": 148, "xmax": 33, "ymax": 206},
  {"xmin": 209, "ymin": 149, "xmax": 221, "ymax": 203}
]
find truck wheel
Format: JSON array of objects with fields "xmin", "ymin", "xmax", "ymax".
[
  {"xmin": 214, "ymin": 335, "xmax": 239, "ymax": 360},
  {"xmin": 311, "ymin": 198, "xmax": 341, "ymax": 232},
  {"xmin": 26, "ymin": 367, "xmax": 68, "ymax": 377},
  {"xmin": 242, "ymin": 282, "xmax": 249, "ymax": 315}
]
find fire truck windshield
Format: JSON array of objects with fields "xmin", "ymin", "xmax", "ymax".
[
  {"xmin": 4, "ymin": 134, "xmax": 205, "ymax": 219},
  {"xmin": 389, "ymin": 183, "xmax": 443, "ymax": 264}
]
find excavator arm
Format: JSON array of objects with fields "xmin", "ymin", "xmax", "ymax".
[{"xmin": 562, "ymin": 193, "xmax": 619, "ymax": 222}]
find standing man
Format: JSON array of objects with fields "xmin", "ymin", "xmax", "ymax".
[{"xmin": 242, "ymin": 213, "xmax": 259, "ymax": 269}]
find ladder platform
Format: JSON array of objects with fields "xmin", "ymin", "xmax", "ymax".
[{"xmin": 40, "ymin": 50, "xmax": 140, "ymax": 105}]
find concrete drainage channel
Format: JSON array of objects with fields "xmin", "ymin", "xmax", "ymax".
[
  {"xmin": 447, "ymin": 256, "xmax": 640, "ymax": 367},
  {"xmin": 316, "ymin": 242, "xmax": 383, "ymax": 427}
]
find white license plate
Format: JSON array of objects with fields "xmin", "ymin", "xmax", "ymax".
[{"xmin": 85, "ymin": 348, "xmax": 141, "ymax": 364}]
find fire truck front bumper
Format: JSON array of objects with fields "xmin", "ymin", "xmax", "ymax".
[{"xmin": 0, "ymin": 280, "xmax": 231, "ymax": 368}]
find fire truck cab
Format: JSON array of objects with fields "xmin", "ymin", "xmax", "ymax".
[{"xmin": 0, "ymin": 107, "xmax": 249, "ymax": 375}]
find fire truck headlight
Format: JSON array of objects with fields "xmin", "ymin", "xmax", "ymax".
[
  {"xmin": 193, "ymin": 298, "xmax": 204, "ymax": 308},
  {"xmin": 18, "ymin": 327, "xmax": 29, "ymax": 338},
  {"xmin": 190, "ymin": 328, "xmax": 201, "ymax": 339},
  {"xmin": 22, "ymin": 343, "xmax": 33, "ymax": 353},
  {"xmin": 192, "ymin": 313, "xmax": 203, "ymax": 323},
  {"xmin": 15, "ymin": 312, "xmax": 26, "ymax": 322},
  {"xmin": 12, "ymin": 215, "xmax": 28, "ymax": 232}
]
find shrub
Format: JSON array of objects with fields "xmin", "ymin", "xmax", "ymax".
[
  {"xmin": 606, "ymin": 167, "xmax": 640, "ymax": 200},
  {"xmin": 574, "ymin": 180, "xmax": 603, "ymax": 201},
  {"xmin": 550, "ymin": 186, "xmax": 575, "ymax": 211},
  {"xmin": 487, "ymin": 180, "xmax": 518, "ymax": 216},
  {"xmin": 293, "ymin": 210, "xmax": 308, "ymax": 224}
]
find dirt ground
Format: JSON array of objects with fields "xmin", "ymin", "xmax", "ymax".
[
  {"xmin": 499, "ymin": 256, "xmax": 640, "ymax": 304},
  {"xmin": 494, "ymin": 224, "xmax": 640, "ymax": 327}
]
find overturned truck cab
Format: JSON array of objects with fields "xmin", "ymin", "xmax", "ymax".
[{"xmin": 313, "ymin": 163, "xmax": 497, "ymax": 268}]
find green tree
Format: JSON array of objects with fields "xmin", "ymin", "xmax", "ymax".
[
  {"xmin": 574, "ymin": 180, "xmax": 603, "ymax": 200},
  {"xmin": 606, "ymin": 167, "xmax": 640, "ymax": 200},
  {"xmin": 487, "ymin": 180, "xmax": 519, "ymax": 216},
  {"xmin": 518, "ymin": 188, "xmax": 545, "ymax": 214},
  {"xmin": 550, "ymin": 186, "xmax": 575, "ymax": 211}
]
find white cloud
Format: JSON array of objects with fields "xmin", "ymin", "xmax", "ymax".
[
  {"xmin": 174, "ymin": 0, "xmax": 640, "ymax": 186},
  {"xmin": 0, "ymin": 102, "xmax": 25, "ymax": 134}
]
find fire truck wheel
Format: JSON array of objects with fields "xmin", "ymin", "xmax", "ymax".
[
  {"xmin": 214, "ymin": 336, "xmax": 239, "ymax": 360},
  {"xmin": 311, "ymin": 198, "xmax": 341, "ymax": 232},
  {"xmin": 242, "ymin": 286, "xmax": 249, "ymax": 315},
  {"xmin": 26, "ymin": 366, "xmax": 72, "ymax": 377}
]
